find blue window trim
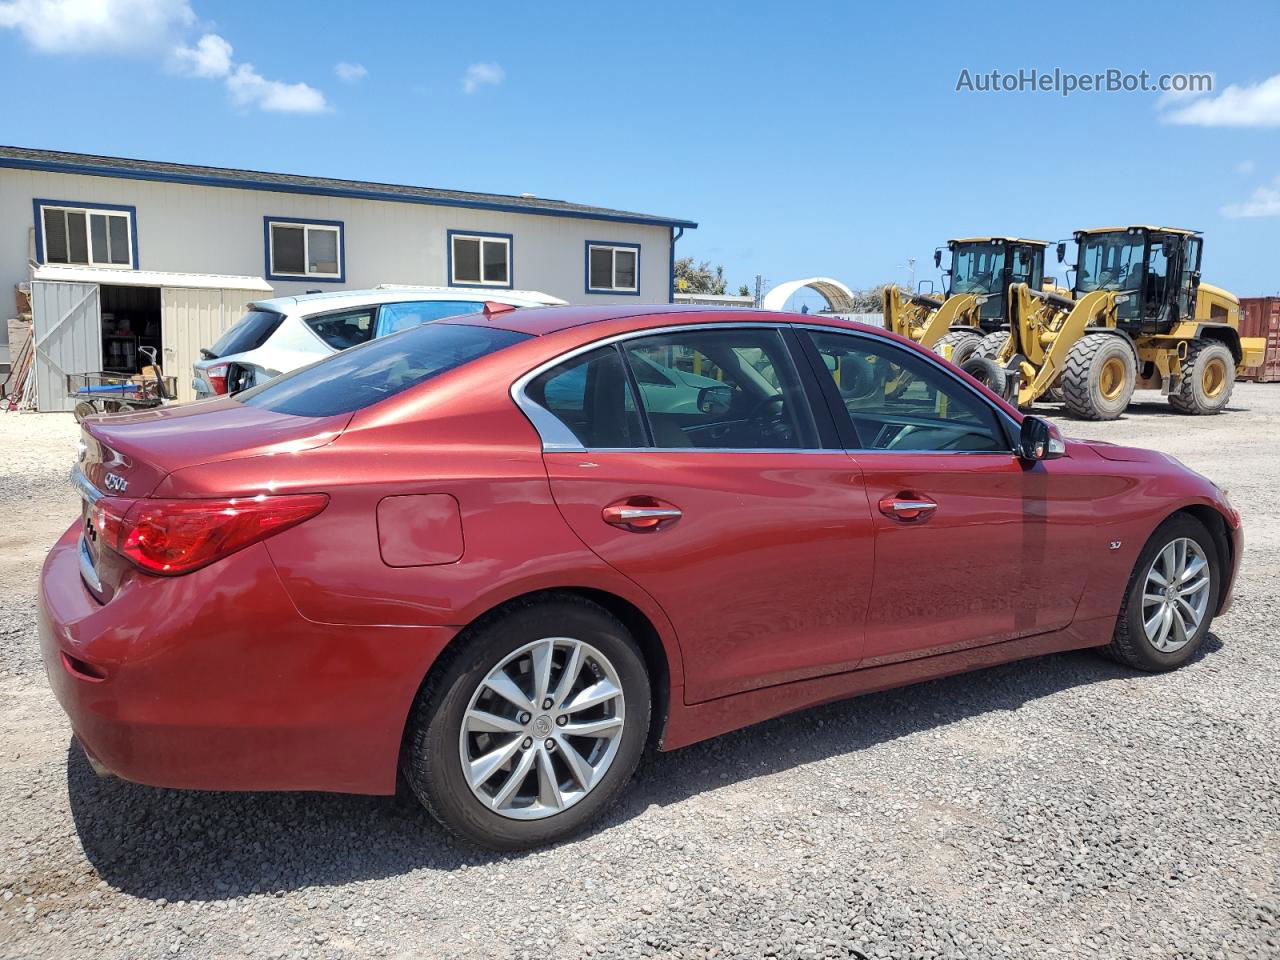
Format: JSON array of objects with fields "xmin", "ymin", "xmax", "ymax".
[
  {"xmin": 584, "ymin": 240, "xmax": 641, "ymax": 297},
  {"xmin": 0, "ymin": 155, "xmax": 698, "ymax": 230},
  {"xmin": 447, "ymin": 229, "xmax": 514, "ymax": 290},
  {"xmin": 264, "ymin": 216, "xmax": 346, "ymax": 284},
  {"xmin": 32, "ymin": 198, "xmax": 139, "ymax": 268}
]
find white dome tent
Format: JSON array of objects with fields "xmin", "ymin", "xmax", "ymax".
[{"xmin": 760, "ymin": 277, "xmax": 859, "ymax": 315}]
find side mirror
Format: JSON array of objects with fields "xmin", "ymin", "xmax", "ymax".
[
  {"xmin": 1056, "ymin": 242, "xmax": 1067, "ymax": 263},
  {"xmin": 933, "ymin": 249, "xmax": 942, "ymax": 269},
  {"xmin": 1018, "ymin": 416, "xmax": 1065, "ymax": 461},
  {"xmin": 697, "ymin": 384, "xmax": 732, "ymax": 416}
]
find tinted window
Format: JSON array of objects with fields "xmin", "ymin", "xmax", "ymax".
[
  {"xmin": 526, "ymin": 347, "xmax": 647, "ymax": 448},
  {"xmin": 805, "ymin": 331, "xmax": 1007, "ymax": 452},
  {"xmin": 622, "ymin": 329, "xmax": 813, "ymax": 449},
  {"xmin": 239, "ymin": 323, "xmax": 530, "ymax": 417},
  {"xmin": 375, "ymin": 300, "xmax": 488, "ymax": 338},
  {"xmin": 209, "ymin": 309, "xmax": 286, "ymax": 358},
  {"xmin": 306, "ymin": 309, "xmax": 376, "ymax": 351}
]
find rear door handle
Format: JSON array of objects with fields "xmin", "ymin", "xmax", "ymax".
[
  {"xmin": 878, "ymin": 493, "xmax": 937, "ymax": 522},
  {"xmin": 602, "ymin": 498, "xmax": 682, "ymax": 532}
]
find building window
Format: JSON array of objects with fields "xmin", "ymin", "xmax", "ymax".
[
  {"xmin": 265, "ymin": 217, "xmax": 344, "ymax": 282},
  {"xmin": 586, "ymin": 242, "xmax": 640, "ymax": 294},
  {"xmin": 35, "ymin": 201, "xmax": 136, "ymax": 268},
  {"xmin": 449, "ymin": 230, "xmax": 512, "ymax": 288}
]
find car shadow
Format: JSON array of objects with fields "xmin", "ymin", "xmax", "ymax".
[{"xmin": 69, "ymin": 633, "xmax": 1223, "ymax": 901}]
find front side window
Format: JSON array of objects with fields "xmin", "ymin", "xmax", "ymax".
[
  {"xmin": 305, "ymin": 309, "xmax": 376, "ymax": 351},
  {"xmin": 375, "ymin": 300, "xmax": 488, "ymax": 338},
  {"xmin": 622, "ymin": 329, "xmax": 813, "ymax": 450},
  {"xmin": 526, "ymin": 347, "xmax": 647, "ymax": 448},
  {"xmin": 39, "ymin": 203, "xmax": 134, "ymax": 267},
  {"xmin": 450, "ymin": 232, "xmax": 511, "ymax": 287},
  {"xmin": 805, "ymin": 331, "xmax": 1008, "ymax": 452},
  {"xmin": 266, "ymin": 219, "xmax": 343, "ymax": 280},
  {"xmin": 239, "ymin": 322, "xmax": 530, "ymax": 417},
  {"xmin": 586, "ymin": 243, "xmax": 639, "ymax": 293}
]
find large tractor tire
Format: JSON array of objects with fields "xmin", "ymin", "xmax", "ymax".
[
  {"xmin": 1061, "ymin": 334, "xmax": 1136, "ymax": 421},
  {"xmin": 933, "ymin": 331, "xmax": 982, "ymax": 367},
  {"xmin": 960, "ymin": 356, "xmax": 1008, "ymax": 399},
  {"xmin": 973, "ymin": 330, "xmax": 1010, "ymax": 361},
  {"xmin": 1169, "ymin": 340, "xmax": 1235, "ymax": 415}
]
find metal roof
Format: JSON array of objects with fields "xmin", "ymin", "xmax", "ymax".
[
  {"xmin": 1075, "ymin": 226, "xmax": 1202, "ymax": 236},
  {"xmin": 0, "ymin": 145, "xmax": 698, "ymax": 230},
  {"xmin": 31, "ymin": 264, "xmax": 273, "ymax": 291},
  {"xmin": 950, "ymin": 237, "xmax": 1050, "ymax": 246}
]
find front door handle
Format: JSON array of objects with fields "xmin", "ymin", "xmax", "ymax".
[
  {"xmin": 602, "ymin": 498, "xmax": 682, "ymax": 532},
  {"xmin": 878, "ymin": 493, "xmax": 938, "ymax": 522}
]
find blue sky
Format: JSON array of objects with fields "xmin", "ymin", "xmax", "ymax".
[{"xmin": 2, "ymin": 0, "xmax": 1279, "ymax": 301}]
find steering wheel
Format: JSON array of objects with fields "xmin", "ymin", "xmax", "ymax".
[{"xmin": 749, "ymin": 394, "xmax": 793, "ymax": 443}]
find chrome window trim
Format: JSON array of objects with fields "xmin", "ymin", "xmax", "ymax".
[
  {"xmin": 511, "ymin": 320, "xmax": 1022, "ymax": 456},
  {"xmin": 78, "ymin": 534, "xmax": 103, "ymax": 594}
]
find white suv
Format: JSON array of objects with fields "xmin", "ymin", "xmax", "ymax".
[{"xmin": 193, "ymin": 286, "xmax": 566, "ymax": 397}]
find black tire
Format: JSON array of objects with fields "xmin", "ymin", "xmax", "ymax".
[
  {"xmin": 960, "ymin": 356, "xmax": 1007, "ymax": 398},
  {"xmin": 933, "ymin": 331, "xmax": 982, "ymax": 367},
  {"xmin": 72, "ymin": 401, "xmax": 96, "ymax": 423},
  {"xmin": 1102, "ymin": 514, "xmax": 1220, "ymax": 671},
  {"xmin": 1168, "ymin": 340, "xmax": 1235, "ymax": 415},
  {"xmin": 973, "ymin": 330, "xmax": 1010, "ymax": 361},
  {"xmin": 403, "ymin": 595, "xmax": 651, "ymax": 850},
  {"xmin": 1061, "ymin": 333, "xmax": 1136, "ymax": 420}
]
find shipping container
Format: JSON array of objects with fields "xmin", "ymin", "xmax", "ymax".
[{"xmin": 1239, "ymin": 297, "xmax": 1280, "ymax": 383}]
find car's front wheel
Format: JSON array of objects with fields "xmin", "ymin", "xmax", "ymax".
[
  {"xmin": 1105, "ymin": 515, "xmax": 1220, "ymax": 671},
  {"xmin": 404, "ymin": 596, "xmax": 650, "ymax": 850}
]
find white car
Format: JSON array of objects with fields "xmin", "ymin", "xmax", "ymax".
[{"xmin": 193, "ymin": 286, "xmax": 567, "ymax": 397}]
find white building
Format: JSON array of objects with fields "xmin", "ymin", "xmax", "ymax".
[{"xmin": 0, "ymin": 145, "xmax": 696, "ymax": 398}]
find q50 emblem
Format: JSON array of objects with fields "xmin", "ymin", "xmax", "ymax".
[{"xmin": 103, "ymin": 473, "xmax": 129, "ymax": 493}]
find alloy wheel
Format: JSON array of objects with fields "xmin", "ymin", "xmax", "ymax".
[
  {"xmin": 459, "ymin": 637, "xmax": 626, "ymax": 820},
  {"xmin": 1141, "ymin": 537, "xmax": 1211, "ymax": 653}
]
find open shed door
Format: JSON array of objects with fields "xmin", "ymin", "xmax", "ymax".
[
  {"xmin": 31, "ymin": 281, "xmax": 102, "ymax": 413},
  {"xmin": 161, "ymin": 287, "xmax": 262, "ymax": 402}
]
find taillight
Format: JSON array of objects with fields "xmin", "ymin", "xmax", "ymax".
[
  {"xmin": 206, "ymin": 363, "xmax": 229, "ymax": 395},
  {"xmin": 96, "ymin": 494, "xmax": 328, "ymax": 576}
]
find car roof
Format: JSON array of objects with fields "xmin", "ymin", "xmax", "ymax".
[
  {"xmin": 437, "ymin": 303, "xmax": 874, "ymax": 337},
  {"xmin": 251, "ymin": 286, "xmax": 567, "ymax": 316}
]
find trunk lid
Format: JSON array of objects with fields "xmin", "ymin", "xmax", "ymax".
[
  {"xmin": 75, "ymin": 398, "xmax": 350, "ymax": 602},
  {"xmin": 78, "ymin": 397, "xmax": 350, "ymax": 499}
]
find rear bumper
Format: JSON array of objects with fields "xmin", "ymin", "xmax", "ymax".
[{"xmin": 39, "ymin": 522, "xmax": 455, "ymax": 794}]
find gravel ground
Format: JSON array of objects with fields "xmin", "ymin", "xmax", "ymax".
[{"xmin": 1, "ymin": 389, "xmax": 1277, "ymax": 960}]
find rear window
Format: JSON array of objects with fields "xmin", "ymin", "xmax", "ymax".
[
  {"xmin": 209, "ymin": 309, "xmax": 285, "ymax": 358},
  {"xmin": 237, "ymin": 322, "xmax": 531, "ymax": 417}
]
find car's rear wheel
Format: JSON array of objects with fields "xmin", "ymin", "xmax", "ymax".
[
  {"xmin": 404, "ymin": 596, "xmax": 650, "ymax": 850},
  {"xmin": 1104, "ymin": 515, "xmax": 1219, "ymax": 671}
]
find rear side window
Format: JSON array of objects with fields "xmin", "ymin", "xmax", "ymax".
[
  {"xmin": 375, "ymin": 300, "xmax": 488, "ymax": 338},
  {"xmin": 209, "ymin": 310, "xmax": 285, "ymax": 358},
  {"xmin": 238, "ymin": 323, "xmax": 531, "ymax": 417},
  {"xmin": 526, "ymin": 347, "xmax": 648, "ymax": 448},
  {"xmin": 306, "ymin": 308, "xmax": 376, "ymax": 351}
]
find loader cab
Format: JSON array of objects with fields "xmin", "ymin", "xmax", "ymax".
[
  {"xmin": 944, "ymin": 238, "xmax": 1046, "ymax": 326},
  {"xmin": 1068, "ymin": 227, "xmax": 1202, "ymax": 331}
]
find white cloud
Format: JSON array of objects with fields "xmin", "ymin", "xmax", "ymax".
[
  {"xmin": 1237, "ymin": 159, "xmax": 1256, "ymax": 176},
  {"xmin": 334, "ymin": 61, "xmax": 367, "ymax": 83},
  {"xmin": 1221, "ymin": 176, "xmax": 1280, "ymax": 218},
  {"xmin": 0, "ymin": 0, "xmax": 330, "ymax": 115},
  {"xmin": 172, "ymin": 31, "xmax": 231, "ymax": 78},
  {"xmin": 226, "ymin": 63, "xmax": 327, "ymax": 113},
  {"xmin": 1163, "ymin": 74, "xmax": 1280, "ymax": 127},
  {"xmin": 0, "ymin": 0, "xmax": 193, "ymax": 54},
  {"xmin": 462, "ymin": 61, "xmax": 504, "ymax": 94}
]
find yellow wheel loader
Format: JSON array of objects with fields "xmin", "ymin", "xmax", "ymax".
[
  {"xmin": 883, "ymin": 237, "xmax": 1053, "ymax": 365},
  {"xmin": 974, "ymin": 227, "xmax": 1265, "ymax": 420}
]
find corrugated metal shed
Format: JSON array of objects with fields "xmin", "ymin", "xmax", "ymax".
[{"xmin": 32, "ymin": 264, "xmax": 272, "ymax": 291}]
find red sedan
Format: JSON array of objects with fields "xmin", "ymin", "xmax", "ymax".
[{"xmin": 40, "ymin": 305, "xmax": 1242, "ymax": 849}]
